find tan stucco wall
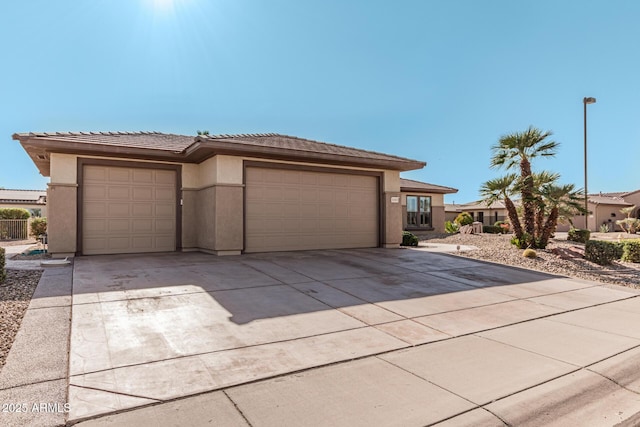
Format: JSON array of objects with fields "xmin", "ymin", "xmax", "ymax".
[
  {"xmin": 46, "ymin": 184, "xmax": 77, "ymax": 256},
  {"xmin": 383, "ymin": 192, "xmax": 402, "ymax": 247}
]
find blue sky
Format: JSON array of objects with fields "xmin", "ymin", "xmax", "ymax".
[{"xmin": 1, "ymin": 0, "xmax": 638, "ymax": 203}]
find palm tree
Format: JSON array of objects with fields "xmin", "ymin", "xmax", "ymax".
[
  {"xmin": 490, "ymin": 127, "xmax": 559, "ymax": 243},
  {"xmin": 532, "ymin": 171, "xmax": 560, "ymax": 240},
  {"xmin": 537, "ymin": 183, "xmax": 585, "ymax": 247},
  {"xmin": 479, "ymin": 174, "xmax": 523, "ymax": 238}
]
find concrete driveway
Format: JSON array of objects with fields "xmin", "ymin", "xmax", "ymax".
[{"xmin": 64, "ymin": 248, "xmax": 640, "ymax": 425}]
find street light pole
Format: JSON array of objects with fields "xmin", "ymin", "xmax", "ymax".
[{"xmin": 583, "ymin": 97, "xmax": 596, "ymax": 230}]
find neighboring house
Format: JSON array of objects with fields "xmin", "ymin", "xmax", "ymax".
[
  {"xmin": 399, "ymin": 178, "xmax": 457, "ymax": 233},
  {"xmin": 14, "ymin": 132, "xmax": 427, "ymax": 257},
  {"xmin": 445, "ymin": 200, "xmax": 509, "ymax": 226},
  {"xmin": 559, "ymin": 190, "xmax": 640, "ymax": 232},
  {"xmin": 0, "ymin": 189, "xmax": 47, "ymax": 217}
]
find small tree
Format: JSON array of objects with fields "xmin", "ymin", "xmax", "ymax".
[
  {"xmin": 30, "ymin": 218, "xmax": 47, "ymax": 237},
  {"xmin": 617, "ymin": 205, "xmax": 640, "ymax": 234}
]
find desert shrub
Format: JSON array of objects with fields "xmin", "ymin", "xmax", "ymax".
[
  {"xmin": 401, "ymin": 231, "xmax": 419, "ymax": 247},
  {"xmin": 599, "ymin": 223, "xmax": 610, "ymax": 233},
  {"xmin": 522, "ymin": 249, "xmax": 537, "ymax": 258},
  {"xmin": 0, "ymin": 208, "xmax": 30, "ymax": 219},
  {"xmin": 568, "ymin": 228, "xmax": 590, "ymax": 243},
  {"xmin": 0, "ymin": 247, "xmax": 5, "ymax": 284},
  {"xmin": 444, "ymin": 221, "xmax": 459, "ymax": 234},
  {"xmin": 585, "ymin": 240, "xmax": 624, "ymax": 265},
  {"xmin": 511, "ymin": 232, "xmax": 532, "ymax": 249},
  {"xmin": 494, "ymin": 221, "xmax": 510, "ymax": 233},
  {"xmin": 454, "ymin": 212, "xmax": 474, "ymax": 226},
  {"xmin": 30, "ymin": 217, "xmax": 47, "ymax": 237},
  {"xmin": 621, "ymin": 240, "xmax": 640, "ymax": 263},
  {"xmin": 483, "ymin": 225, "xmax": 502, "ymax": 234}
]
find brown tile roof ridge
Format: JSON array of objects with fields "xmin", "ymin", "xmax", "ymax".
[
  {"xmin": 399, "ymin": 178, "xmax": 458, "ymax": 193},
  {"xmin": 201, "ymin": 133, "xmax": 422, "ymax": 163}
]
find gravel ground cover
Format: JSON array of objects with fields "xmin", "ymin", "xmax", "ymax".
[
  {"xmin": 422, "ymin": 233, "xmax": 640, "ymax": 289},
  {"xmin": 0, "ymin": 269, "xmax": 41, "ymax": 369}
]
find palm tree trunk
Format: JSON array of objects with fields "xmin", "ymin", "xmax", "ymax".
[
  {"xmin": 520, "ymin": 158, "xmax": 536, "ymax": 237},
  {"xmin": 539, "ymin": 207, "xmax": 559, "ymax": 248},
  {"xmin": 534, "ymin": 199, "xmax": 545, "ymax": 246},
  {"xmin": 504, "ymin": 197, "xmax": 523, "ymax": 237}
]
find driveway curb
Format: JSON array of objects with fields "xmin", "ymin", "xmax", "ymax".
[{"xmin": 0, "ymin": 265, "xmax": 73, "ymax": 427}]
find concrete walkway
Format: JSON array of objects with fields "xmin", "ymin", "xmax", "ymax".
[{"xmin": 3, "ymin": 248, "xmax": 640, "ymax": 426}]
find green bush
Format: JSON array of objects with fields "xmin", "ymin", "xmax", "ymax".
[
  {"xmin": 584, "ymin": 240, "xmax": 624, "ymax": 265},
  {"xmin": 621, "ymin": 240, "xmax": 640, "ymax": 263},
  {"xmin": 494, "ymin": 221, "xmax": 510, "ymax": 233},
  {"xmin": 568, "ymin": 228, "xmax": 590, "ymax": 243},
  {"xmin": 522, "ymin": 249, "xmax": 537, "ymax": 258},
  {"xmin": 0, "ymin": 247, "xmax": 5, "ymax": 285},
  {"xmin": 401, "ymin": 231, "xmax": 419, "ymax": 247},
  {"xmin": 454, "ymin": 212, "xmax": 474, "ymax": 226},
  {"xmin": 511, "ymin": 232, "xmax": 532, "ymax": 249},
  {"xmin": 0, "ymin": 208, "xmax": 30, "ymax": 219},
  {"xmin": 483, "ymin": 225, "xmax": 502, "ymax": 234},
  {"xmin": 445, "ymin": 221, "xmax": 459, "ymax": 234},
  {"xmin": 30, "ymin": 218, "xmax": 47, "ymax": 237}
]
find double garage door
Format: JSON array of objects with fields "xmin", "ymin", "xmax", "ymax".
[
  {"xmin": 80, "ymin": 164, "xmax": 379, "ymax": 255},
  {"xmin": 245, "ymin": 167, "xmax": 379, "ymax": 252},
  {"xmin": 82, "ymin": 165, "xmax": 177, "ymax": 255}
]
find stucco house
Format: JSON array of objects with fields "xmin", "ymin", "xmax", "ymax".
[
  {"xmin": 559, "ymin": 190, "xmax": 640, "ymax": 232},
  {"xmin": 399, "ymin": 178, "xmax": 457, "ymax": 233},
  {"xmin": 14, "ymin": 131, "xmax": 430, "ymax": 257},
  {"xmin": 0, "ymin": 189, "xmax": 47, "ymax": 217},
  {"xmin": 445, "ymin": 200, "xmax": 509, "ymax": 226}
]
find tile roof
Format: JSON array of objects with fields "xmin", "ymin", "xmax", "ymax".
[
  {"xmin": 199, "ymin": 133, "xmax": 420, "ymax": 163},
  {"xmin": 0, "ymin": 189, "xmax": 47, "ymax": 204},
  {"xmin": 16, "ymin": 131, "xmax": 194, "ymax": 152},
  {"xmin": 445, "ymin": 200, "xmax": 510, "ymax": 211},
  {"xmin": 587, "ymin": 195, "xmax": 632, "ymax": 206},
  {"xmin": 399, "ymin": 178, "xmax": 458, "ymax": 194},
  {"xmin": 13, "ymin": 131, "xmax": 426, "ymax": 173}
]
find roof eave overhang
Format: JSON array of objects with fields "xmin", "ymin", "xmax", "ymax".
[
  {"xmin": 14, "ymin": 135, "xmax": 427, "ymax": 176},
  {"xmin": 184, "ymin": 140, "xmax": 426, "ymax": 171},
  {"xmin": 400, "ymin": 186, "xmax": 458, "ymax": 194}
]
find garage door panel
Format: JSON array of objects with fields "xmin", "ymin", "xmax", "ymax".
[
  {"xmin": 155, "ymin": 187, "xmax": 175, "ymax": 201},
  {"xmin": 132, "ymin": 187, "xmax": 153, "ymax": 200},
  {"xmin": 108, "ymin": 203, "xmax": 130, "ymax": 217},
  {"xmin": 84, "ymin": 185, "xmax": 107, "ymax": 199},
  {"xmin": 132, "ymin": 169, "xmax": 153, "ymax": 183},
  {"xmin": 108, "ymin": 168, "xmax": 130, "ymax": 182},
  {"xmin": 83, "ymin": 165, "xmax": 176, "ymax": 255},
  {"xmin": 108, "ymin": 186, "xmax": 131, "ymax": 200},
  {"xmin": 108, "ymin": 219, "xmax": 130, "ymax": 233},
  {"xmin": 245, "ymin": 167, "xmax": 378, "ymax": 252}
]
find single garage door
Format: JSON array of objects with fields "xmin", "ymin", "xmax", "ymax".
[
  {"xmin": 245, "ymin": 167, "xmax": 379, "ymax": 252},
  {"xmin": 82, "ymin": 165, "xmax": 176, "ymax": 255}
]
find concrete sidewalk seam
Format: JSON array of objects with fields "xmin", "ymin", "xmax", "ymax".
[
  {"xmin": 222, "ymin": 390, "xmax": 254, "ymax": 427},
  {"xmin": 71, "ymin": 384, "xmax": 160, "ymax": 402},
  {"xmin": 587, "ymin": 369, "xmax": 640, "ymax": 397}
]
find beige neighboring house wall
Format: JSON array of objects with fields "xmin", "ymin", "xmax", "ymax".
[
  {"xmin": 16, "ymin": 132, "xmax": 426, "ymax": 257},
  {"xmin": 559, "ymin": 191, "xmax": 640, "ymax": 232},
  {"xmin": 445, "ymin": 200, "xmax": 509, "ymax": 227},
  {"xmin": 400, "ymin": 178, "xmax": 458, "ymax": 234},
  {"xmin": 0, "ymin": 189, "xmax": 47, "ymax": 217}
]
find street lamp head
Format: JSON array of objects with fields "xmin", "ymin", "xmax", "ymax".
[{"xmin": 584, "ymin": 97, "xmax": 597, "ymax": 104}]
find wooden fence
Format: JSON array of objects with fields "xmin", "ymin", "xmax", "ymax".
[{"xmin": 0, "ymin": 219, "xmax": 30, "ymax": 240}]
